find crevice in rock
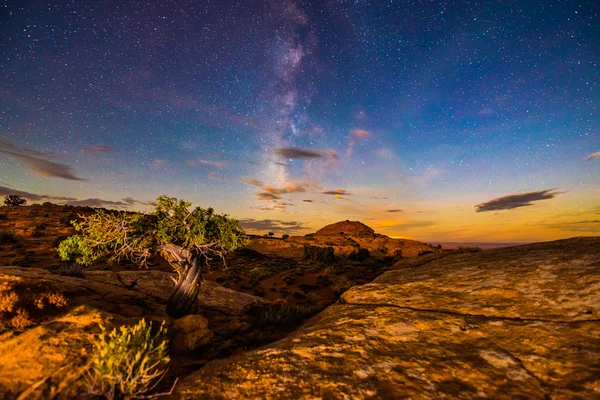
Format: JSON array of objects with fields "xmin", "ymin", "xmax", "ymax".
[
  {"xmin": 494, "ymin": 344, "xmax": 552, "ymax": 400},
  {"xmin": 339, "ymin": 299, "xmax": 600, "ymax": 324}
]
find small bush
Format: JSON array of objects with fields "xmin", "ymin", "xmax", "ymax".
[
  {"xmin": 86, "ymin": 319, "xmax": 170, "ymax": 399},
  {"xmin": 0, "ymin": 230, "xmax": 17, "ymax": 244},
  {"xmin": 57, "ymin": 235, "xmax": 95, "ymax": 265},
  {"xmin": 282, "ymin": 234, "xmax": 289, "ymax": 240},
  {"xmin": 249, "ymin": 266, "xmax": 271, "ymax": 280},
  {"xmin": 246, "ymin": 300, "xmax": 306, "ymax": 328},
  {"xmin": 456, "ymin": 246, "xmax": 482, "ymax": 253},
  {"xmin": 348, "ymin": 248, "xmax": 370, "ymax": 261},
  {"xmin": 3, "ymin": 195, "xmax": 27, "ymax": 207},
  {"xmin": 332, "ymin": 275, "xmax": 355, "ymax": 297},
  {"xmin": 303, "ymin": 245, "xmax": 335, "ymax": 262},
  {"xmin": 31, "ymin": 224, "xmax": 46, "ymax": 237},
  {"xmin": 0, "ymin": 213, "xmax": 7, "ymax": 220},
  {"xmin": 418, "ymin": 250, "xmax": 435, "ymax": 256},
  {"xmin": 59, "ymin": 212, "xmax": 79, "ymax": 227}
]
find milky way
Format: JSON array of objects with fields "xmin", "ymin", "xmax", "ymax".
[{"xmin": 1, "ymin": 0, "xmax": 598, "ymax": 241}]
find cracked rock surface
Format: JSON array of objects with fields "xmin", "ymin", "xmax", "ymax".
[{"xmin": 175, "ymin": 237, "xmax": 600, "ymax": 399}]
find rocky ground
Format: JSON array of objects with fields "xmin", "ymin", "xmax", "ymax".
[{"xmin": 0, "ymin": 204, "xmax": 598, "ymax": 399}]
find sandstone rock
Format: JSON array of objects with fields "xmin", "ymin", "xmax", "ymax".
[
  {"xmin": 170, "ymin": 314, "xmax": 214, "ymax": 353},
  {"xmin": 174, "ymin": 237, "xmax": 600, "ymax": 399},
  {"xmin": 315, "ymin": 220, "xmax": 375, "ymax": 236}
]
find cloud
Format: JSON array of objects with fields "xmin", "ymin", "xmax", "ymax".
[
  {"xmin": 0, "ymin": 140, "xmax": 86, "ymax": 181},
  {"xmin": 274, "ymin": 147, "xmax": 338, "ymax": 159},
  {"xmin": 263, "ymin": 183, "xmax": 308, "ymax": 195},
  {"xmin": 66, "ymin": 197, "xmax": 157, "ymax": 208},
  {"xmin": 239, "ymin": 218, "xmax": 306, "ymax": 232},
  {"xmin": 322, "ymin": 189, "xmax": 351, "ymax": 198},
  {"xmin": 186, "ymin": 159, "xmax": 228, "ymax": 169},
  {"xmin": 241, "ymin": 178, "xmax": 264, "ymax": 187},
  {"xmin": 303, "ymin": 199, "xmax": 313, "ymax": 202},
  {"xmin": 0, "ymin": 186, "xmax": 76, "ymax": 202},
  {"xmin": 370, "ymin": 196, "xmax": 388, "ymax": 200},
  {"xmin": 386, "ymin": 209, "xmax": 403, "ymax": 213},
  {"xmin": 475, "ymin": 189, "xmax": 564, "ymax": 212},
  {"xmin": 257, "ymin": 192, "xmax": 283, "ymax": 201},
  {"xmin": 82, "ymin": 145, "xmax": 113, "ymax": 154},
  {"xmin": 351, "ymin": 129, "xmax": 370, "ymax": 139},
  {"xmin": 586, "ymin": 151, "xmax": 600, "ymax": 161}
]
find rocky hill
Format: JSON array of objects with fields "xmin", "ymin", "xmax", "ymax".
[{"xmin": 315, "ymin": 220, "xmax": 375, "ymax": 236}]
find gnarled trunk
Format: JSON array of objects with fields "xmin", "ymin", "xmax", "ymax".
[{"xmin": 166, "ymin": 256, "xmax": 204, "ymax": 318}]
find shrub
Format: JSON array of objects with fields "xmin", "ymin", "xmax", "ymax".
[
  {"xmin": 332, "ymin": 275, "xmax": 355, "ymax": 297},
  {"xmin": 282, "ymin": 234, "xmax": 289, "ymax": 240},
  {"xmin": 418, "ymin": 250, "xmax": 435, "ymax": 256},
  {"xmin": 3, "ymin": 195, "xmax": 27, "ymax": 207},
  {"xmin": 456, "ymin": 246, "xmax": 482, "ymax": 253},
  {"xmin": 348, "ymin": 248, "xmax": 370, "ymax": 261},
  {"xmin": 60, "ymin": 212, "xmax": 79, "ymax": 227},
  {"xmin": 31, "ymin": 224, "xmax": 46, "ymax": 237},
  {"xmin": 249, "ymin": 266, "xmax": 271, "ymax": 280},
  {"xmin": 302, "ymin": 245, "xmax": 335, "ymax": 262},
  {"xmin": 0, "ymin": 213, "xmax": 7, "ymax": 220},
  {"xmin": 0, "ymin": 230, "xmax": 17, "ymax": 244},
  {"xmin": 57, "ymin": 235, "xmax": 95, "ymax": 265},
  {"xmin": 246, "ymin": 300, "xmax": 306, "ymax": 328},
  {"xmin": 86, "ymin": 319, "xmax": 170, "ymax": 399}
]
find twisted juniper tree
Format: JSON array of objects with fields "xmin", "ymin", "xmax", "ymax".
[{"xmin": 57, "ymin": 196, "xmax": 247, "ymax": 318}]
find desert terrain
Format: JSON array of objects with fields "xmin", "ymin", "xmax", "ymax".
[{"xmin": 0, "ymin": 203, "xmax": 599, "ymax": 399}]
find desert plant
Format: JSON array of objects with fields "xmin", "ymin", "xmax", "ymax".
[
  {"xmin": 31, "ymin": 224, "xmax": 46, "ymax": 237},
  {"xmin": 0, "ymin": 213, "xmax": 7, "ymax": 220},
  {"xmin": 332, "ymin": 275, "xmax": 355, "ymax": 297},
  {"xmin": 268, "ymin": 232, "xmax": 274, "ymax": 238},
  {"xmin": 60, "ymin": 212, "xmax": 79, "ymax": 227},
  {"xmin": 3, "ymin": 195, "xmax": 27, "ymax": 207},
  {"xmin": 57, "ymin": 196, "xmax": 247, "ymax": 318},
  {"xmin": 249, "ymin": 266, "xmax": 271, "ymax": 280},
  {"xmin": 86, "ymin": 319, "xmax": 171, "ymax": 399},
  {"xmin": 456, "ymin": 246, "xmax": 482, "ymax": 253},
  {"xmin": 302, "ymin": 245, "xmax": 335, "ymax": 262},
  {"xmin": 418, "ymin": 250, "xmax": 435, "ymax": 256},
  {"xmin": 282, "ymin": 234, "xmax": 289, "ymax": 240}
]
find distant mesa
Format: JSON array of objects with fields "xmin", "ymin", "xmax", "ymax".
[{"xmin": 315, "ymin": 220, "xmax": 375, "ymax": 237}]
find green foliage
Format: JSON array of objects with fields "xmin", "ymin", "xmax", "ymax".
[
  {"xmin": 57, "ymin": 235, "xmax": 96, "ymax": 266},
  {"xmin": 57, "ymin": 196, "xmax": 247, "ymax": 272},
  {"xmin": 59, "ymin": 212, "xmax": 79, "ymax": 227},
  {"xmin": 249, "ymin": 266, "xmax": 271, "ymax": 280},
  {"xmin": 3, "ymin": 195, "xmax": 27, "ymax": 207},
  {"xmin": 154, "ymin": 196, "xmax": 246, "ymax": 257},
  {"xmin": 87, "ymin": 319, "xmax": 170, "ymax": 399}
]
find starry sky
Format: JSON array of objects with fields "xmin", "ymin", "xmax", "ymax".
[{"xmin": 1, "ymin": 0, "xmax": 599, "ymax": 242}]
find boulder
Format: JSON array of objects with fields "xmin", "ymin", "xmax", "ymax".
[
  {"xmin": 170, "ymin": 315, "xmax": 214, "ymax": 353},
  {"xmin": 174, "ymin": 237, "xmax": 600, "ymax": 399}
]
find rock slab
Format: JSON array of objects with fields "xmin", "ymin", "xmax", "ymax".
[{"xmin": 174, "ymin": 237, "xmax": 600, "ymax": 399}]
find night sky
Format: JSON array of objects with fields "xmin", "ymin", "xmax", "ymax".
[{"xmin": 1, "ymin": 0, "xmax": 598, "ymax": 242}]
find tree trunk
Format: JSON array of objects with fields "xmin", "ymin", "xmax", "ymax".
[{"xmin": 166, "ymin": 256, "xmax": 203, "ymax": 318}]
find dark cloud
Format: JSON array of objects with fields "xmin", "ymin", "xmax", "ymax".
[
  {"xmin": 239, "ymin": 218, "xmax": 306, "ymax": 232},
  {"xmin": 386, "ymin": 209, "xmax": 403, "ymax": 213},
  {"xmin": 66, "ymin": 197, "xmax": 157, "ymax": 208},
  {"xmin": 0, "ymin": 186, "xmax": 76, "ymax": 202},
  {"xmin": 274, "ymin": 162, "xmax": 289, "ymax": 167},
  {"xmin": 274, "ymin": 147, "xmax": 338, "ymax": 159},
  {"xmin": 475, "ymin": 189, "xmax": 563, "ymax": 212},
  {"xmin": 321, "ymin": 189, "xmax": 351, "ymax": 197},
  {"xmin": 257, "ymin": 192, "xmax": 283, "ymax": 201},
  {"xmin": 186, "ymin": 159, "xmax": 228, "ymax": 168},
  {"xmin": 303, "ymin": 199, "xmax": 313, "ymax": 202},
  {"xmin": 586, "ymin": 151, "xmax": 600, "ymax": 161},
  {"xmin": 0, "ymin": 140, "xmax": 86, "ymax": 181},
  {"xmin": 82, "ymin": 145, "xmax": 113, "ymax": 154}
]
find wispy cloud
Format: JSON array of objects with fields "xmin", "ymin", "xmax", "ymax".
[
  {"xmin": 66, "ymin": 197, "xmax": 157, "ymax": 208},
  {"xmin": 538, "ymin": 220, "xmax": 600, "ymax": 232},
  {"xmin": 239, "ymin": 218, "xmax": 306, "ymax": 232},
  {"xmin": 257, "ymin": 192, "xmax": 283, "ymax": 201},
  {"xmin": 322, "ymin": 189, "xmax": 351, "ymax": 199},
  {"xmin": 82, "ymin": 145, "xmax": 113, "ymax": 154},
  {"xmin": 0, "ymin": 140, "xmax": 86, "ymax": 181},
  {"xmin": 0, "ymin": 186, "xmax": 76, "ymax": 202},
  {"xmin": 347, "ymin": 129, "xmax": 370, "ymax": 156},
  {"xmin": 274, "ymin": 147, "xmax": 338, "ymax": 159},
  {"xmin": 586, "ymin": 151, "xmax": 600, "ymax": 161},
  {"xmin": 151, "ymin": 159, "xmax": 166, "ymax": 168},
  {"xmin": 386, "ymin": 209, "xmax": 403, "ymax": 213},
  {"xmin": 303, "ymin": 199, "xmax": 313, "ymax": 202},
  {"xmin": 475, "ymin": 188, "xmax": 564, "ymax": 212},
  {"xmin": 186, "ymin": 159, "xmax": 228, "ymax": 169}
]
